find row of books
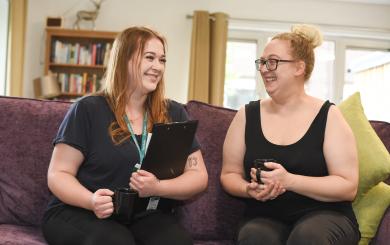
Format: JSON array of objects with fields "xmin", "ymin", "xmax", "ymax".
[
  {"xmin": 50, "ymin": 40, "xmax": 112, "ymax": 66},
  {"xmin": 54, "ymin": 72, "xmax": 101, "ymax": 94}
]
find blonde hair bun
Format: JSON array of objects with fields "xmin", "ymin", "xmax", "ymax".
[{"xmin": 291, "ymin": 24, "xmax": 323, "ymax": 48}]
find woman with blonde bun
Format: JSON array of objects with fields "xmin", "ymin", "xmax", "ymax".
[{"xmin": 221, "ymin": 24, "xmax": 360, "ymax": 244}]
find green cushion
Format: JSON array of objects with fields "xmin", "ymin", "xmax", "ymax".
[
  {"xmin": 358, "ymin": 238, "xmax": 370, "ymax": 245},
  {"xmin": 338, "ymin": 92, "xmax": 390, "ymax": 202},
  {"xmin": 338, "ymin": 92, "xmax": 390, "ymax": 244},
  {"xmin": 352, "ymin": 182, "xmax": 390, "ymax": 245}
]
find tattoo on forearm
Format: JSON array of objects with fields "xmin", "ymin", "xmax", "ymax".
[{"xmin": 187, "ymin": 156, "xmax": 198, "ymax": 168}]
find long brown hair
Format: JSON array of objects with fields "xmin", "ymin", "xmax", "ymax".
[
  {"xmin": 273, "ymin": 24, "xmax": 323, "ymax": 81},
  {"xmin": 99, "ymin": 26, "xmax": 169, "ymax": 145}
]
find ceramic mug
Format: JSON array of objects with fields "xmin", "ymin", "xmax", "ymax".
[
  {"xmin": 253, "ymin": 158, "xmax": 276, "ymax": 184},
  {"xmin": 112, "ymin": 187, "xmax": 138, "ymax": 223}
]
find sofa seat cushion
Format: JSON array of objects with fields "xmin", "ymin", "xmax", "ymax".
[
  {"xmin": 0, "ymin": 96, "xmax": 71, "ymax": 226},
  {"xmin": 0, "ymin": 224, "xmax": 46, "ymax": 245},
  {"xmin": 180, "ymin": 100, "xmax": 245, "ymax": 241}
]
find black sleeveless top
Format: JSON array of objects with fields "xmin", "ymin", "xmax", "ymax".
[{"xmin": 243, "ymin": 100, "xmax": 357, "ymax": 225}]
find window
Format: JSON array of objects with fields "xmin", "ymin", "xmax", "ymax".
[
  {"xmin": 0, "ymin": 0, "xmax": 9, "ymax": 96},
  {"xmin": 305, "ymin": 41, "xmax": 335, "ymax": 100},
  {"xmin": 226, "ymin": 22, "xmax": 390, "ymax": 122},
  {"xmin": 224, "ymin": 37, "xmax": 336, "ymax": 109},
  {"xmin": 344, "ymin": 49, "xmax": 390, "ymax": 122},
  {"xmin": 224, "ymin": 40, "xmax": 258, "ymax": 109}
]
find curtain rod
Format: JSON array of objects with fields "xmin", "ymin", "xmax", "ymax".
[
  {"xmin": 186, "ymin": 14, "xmax": 216, "ymax": 21},
  {"xmin": 186, "ymin": 14, "xmax": 390, "ymax": 34}
]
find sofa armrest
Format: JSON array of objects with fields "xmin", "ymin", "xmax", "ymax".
[{"xmin": 371, "ymin": 206, "xmax": 390, "ymax": 245}]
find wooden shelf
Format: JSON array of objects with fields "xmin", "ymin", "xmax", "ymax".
[
  {"xmin": 45, "ymin": 28, "xmax": 117, "ymax": 39},
  {"xmin": 48, "ymin": 63, "xmax": 107, "ymax": 69},
  {"xmin": 40, "ymin": 28, "xmax": 118, "ymax": 100}
]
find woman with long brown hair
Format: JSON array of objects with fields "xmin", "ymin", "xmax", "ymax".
[{"xmin": 42, "ymin": 26, "xmax": 207, "ymax": 245}]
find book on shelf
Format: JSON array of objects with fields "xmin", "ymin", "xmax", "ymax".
[
  {"xmin": 52, "ymin": 72, "xmax": 101, "ymax": 94},
  {"xmin": 51, "ymin": 40, "xmax": 112, "ymax": 66}
]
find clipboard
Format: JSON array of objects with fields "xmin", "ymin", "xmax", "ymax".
[{"xmin": 141, "ymin": 120, "xmax": 198, "ymax": 180}]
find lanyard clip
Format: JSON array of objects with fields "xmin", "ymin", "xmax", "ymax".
[{"xmin": 132, "ymin": 163, "xmax": 141, "ymax": 172}]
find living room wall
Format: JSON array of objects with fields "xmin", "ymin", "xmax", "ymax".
[{"xmin": 23, "ymin": 0, "xmax": 390, "ymax": 103}]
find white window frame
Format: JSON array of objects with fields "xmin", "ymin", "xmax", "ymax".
[
  {"xmin": 227, "ymin": 30, "xmax": 272, "ymax": 100},
  {"xmin": 334, "ymin": 37, "xmax": 390, "ymax": 103},
  {"xmin": 0, "ymin": 0, "xmax": 9, "ymax": 96},
  {"xmin": 224, "ymin": 38, "xmax": 259, "ymax": 108},
  {"xmin": 227, "ymin": 20, "xmax": 390, "ymax": 104}
]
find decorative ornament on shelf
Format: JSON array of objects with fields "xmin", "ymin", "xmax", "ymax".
[
  {"xmin": 73, "ymin": 0, "xmax": 105, "ymax": 30},
  {"xmin": 46, "ymin": 17, "xmax": 63, "ymax": 28},
  {"xmin": 33, "ymin": 74, "xmax": 61, "ymax": 99}
]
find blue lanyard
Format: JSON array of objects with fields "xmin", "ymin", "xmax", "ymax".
[{"xmin": 124, "ymin": 112, "xmax": 148, "ymax": 169}]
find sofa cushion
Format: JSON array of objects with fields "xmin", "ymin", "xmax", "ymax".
[
  {"xmin": 0, "ymin": 96, "xmax": 71, "ymax": 226},
  {"xmin": 371, "ymin": 206, "xmax": 390, "ymax": 245},
  {"xmin": 0, "ymin": 224, "xmax": 46, "ymax": 245},
  {"xmin": 338, "ymin": 92, "xmax": 390, "ymax": 244},
  {"xmin": 370, "ymin": 120, "xmax": 390, "ymax": 186},
  {"xmin": 338, "ymin": 92, "xmax": 390, "ymax": 203},
  {"xmin": 180, "ymin": 100, "xmax": 245, "ymax": 241},
  {"xmin": 370, "ymin": 120, "xmax": 390, "ymax": 153}
]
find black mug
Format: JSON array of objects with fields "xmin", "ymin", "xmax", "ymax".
[
  {"xmin": 112, "ymin": 187, "xmax": 138, "ymax": 223},
  {"xmin": 253, "ymin": 158, "xmax": 276, "ymax": 184}
]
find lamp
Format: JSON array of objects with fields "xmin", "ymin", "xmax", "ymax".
[{"xmin": 33, "ymin": 75, "xmax": 61, "ymax": 99}]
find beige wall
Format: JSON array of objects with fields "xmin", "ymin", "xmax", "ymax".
[{"xmin": 23, "ymin": 0, "xmax": 390, "ymax": 102}]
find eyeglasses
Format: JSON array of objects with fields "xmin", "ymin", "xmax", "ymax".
[{"xmin": 255, "ymin": 58, "xmax": 295, "ymax": 71}]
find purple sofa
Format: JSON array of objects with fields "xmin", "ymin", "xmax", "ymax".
[{"xmin": 0, "ymin": 96, "xmax": 389, "ymax": 245}]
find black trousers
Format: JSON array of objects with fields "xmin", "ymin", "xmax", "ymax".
[
  {"xmin": 237, "ymin": 210, "xmax": 360, "ymax": 245},
  {"xmin": 42, "ymin": 205, "xmax": 193, "ymax": 245}
]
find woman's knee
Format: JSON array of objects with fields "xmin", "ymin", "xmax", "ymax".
[
  {"xmin": 287, "ymin": 212, "xmax": 359, "ymax": 245},
  {"xmin": 287, "ymin": 222, "xmax": 325, "ymax": 245},
  {"xmin": 237, "ymin": 222, "xmax": 264, "ymax": 245},
  {"xmin": 237, "ymin": 218, "xmax": 287, "ymax": 245},
  {"xmin": 84, "ymin": 229, "xmax": 135, "ymax": 245}
]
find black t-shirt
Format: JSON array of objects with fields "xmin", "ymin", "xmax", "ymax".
[
  {"xmin": 47, "ymin": 95, "xmax": 200, "ymax": 210},
  {"xmin": 243, "ymin": 100, "xmax": 358, "ymax": 226}
]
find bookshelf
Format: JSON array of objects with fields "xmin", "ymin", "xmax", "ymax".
[{"xmin": 43, "ymin": 28, "xmax": 118, "ymax": 100}]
